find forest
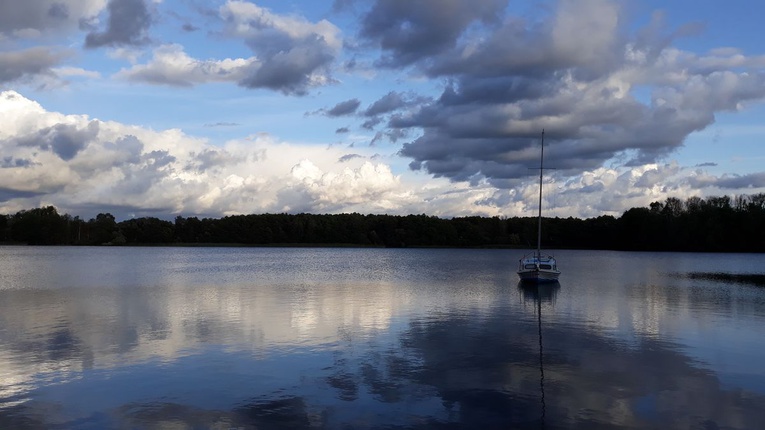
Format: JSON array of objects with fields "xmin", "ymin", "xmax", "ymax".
[{"xmin": 1, "ymin": 194, "xmax": 764, "ymax": 252}]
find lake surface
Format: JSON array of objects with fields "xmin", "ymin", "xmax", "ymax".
[{"xmin": 1, "ymin": 247, "xmax": 764, "ymax": 429}]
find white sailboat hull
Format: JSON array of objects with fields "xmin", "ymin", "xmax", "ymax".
[
  {"xmin": 517, "ymin": 268, "xmax": 561, "ymax": 283},
  {"xmin": 517, "ymin": 254, "xmax": 560, "ymax": 283},
  {"xmin": 518, "ymin": 253, "xmax": 560, "ymax": 283}
]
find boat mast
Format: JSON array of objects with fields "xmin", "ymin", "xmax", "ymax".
[{"xmin": 536, "ymin": 130, "xmax": 544, "ymax": 259}]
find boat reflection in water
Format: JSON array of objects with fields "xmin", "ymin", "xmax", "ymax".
[
  {"xmin": 518, "ymin": 281, "xmax": 560, "ymax": 430},
  {"xmin": 518, "ymin": 281, "xmax": 560, "ymax": 304}
]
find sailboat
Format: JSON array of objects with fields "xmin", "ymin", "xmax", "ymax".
[{"xmin": 517, "ymin": 130, "xmax": 561, "ymax": 283}]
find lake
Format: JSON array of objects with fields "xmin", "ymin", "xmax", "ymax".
[{"xmin": 1, "ymin": 246, "xmax": 764, "ymax": 429}]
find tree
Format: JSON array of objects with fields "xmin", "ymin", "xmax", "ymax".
[
  {"xmin": 2, "ymin": 196, "xmax": 765, "ymax": 251},
  {"xmin": 10, "ymin": 206, "xmax": 68, "ymax": 245},
  {"xmin": 685, "ymin": 196, "xmax": 704, "ymax": 213},
  {"xmin": 0, "ymin": 214, "xmax": 9, "ymax": 242},
  {"xmin": 89, "ymin": 213, "xmax": 119, "ymax": 245},
  {"xmin": 119, "ymin": 217, "xmax": 174, "ymax": 243},
  {"xmin": 662, "ymin": 197, "xmax": 683, "ymax": 217}
]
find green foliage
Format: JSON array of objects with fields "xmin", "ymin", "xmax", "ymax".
[{"xmin": 2, "ymin": 193, "xmax": 765, "ymax": 252}]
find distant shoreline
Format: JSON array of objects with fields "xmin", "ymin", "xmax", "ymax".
[
  {"xmin": 3, "ymin": 241, "xmax": 764, "ymax": 254},
  {"xmin": 4, "ymin": 195, "xmax": 765, "ymax": 252}
]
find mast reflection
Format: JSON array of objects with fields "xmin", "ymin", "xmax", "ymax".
[
  {"xmin": 518, "ymin": 281, "xmax": 560, "ymax": 304},
  {"xmin": 518, "ymin": 281, "xmax": 560, "ymax": 430}
]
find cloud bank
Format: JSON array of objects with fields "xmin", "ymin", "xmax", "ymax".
[
  {"xmin": 0, "ymin": 90, "xmax": 416, "ymax": 218},
  {"xmin": 350, "ymin": 0, "xmax": 765, "ymax": 189}
]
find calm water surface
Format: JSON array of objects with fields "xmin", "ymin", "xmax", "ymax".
[{"xmin": 1, "ymin": 247, "xmax": 764, "ymax": 429}]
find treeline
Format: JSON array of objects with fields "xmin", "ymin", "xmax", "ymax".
[{"xmin": 1, "ymin": 194, "xmax": 764, "ymax": 252}]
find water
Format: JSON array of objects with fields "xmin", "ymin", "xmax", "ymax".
[{"xmin": 1, "ymin": 247, "xmax": 764, "ymax": 429}]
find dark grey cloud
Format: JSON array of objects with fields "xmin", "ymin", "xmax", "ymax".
[
  {"xmin": 0, "ymin": 47, "xmax": 69, "ymax": 84},
  {"xmin": 1, "ymin": 157, "xmax": 37, "ymax": 169},
  {"xmin": 238, "ymin": 37, "xmax": 336, "ymax": 95},
  {"xmin": 17, "ymin": 121, "xmax": 100, "ymax": 161},
  {"xmin": 695, "ymin": 162, "xmax": 717, "ymax": 167},
  {"xmin": 326, "ymin": 99, "xmax": 361, "ymax": 117},
  {"xmin": 144, "ymin": 150, "xmax": 175, "ymax": 168},
  {"xmin": 369, "ymin": 128, "xmax": 410, "ymax": 146},
  {"xmin": 181, "ymin": 23, "xmax": 198, "ymax": 32},
  {"xmin": 369, "ymin": 129, "xmax": 409, "ymax": 146},
  {"xmin": 361, "ymin": 117, "xmax": 382, "ymax": 130},
  {"xmin": 116, "ymin": 3, "xmax": 340, "ymax": 94},
  {"xmin": 0, "ymin": 2, "xmax": 51, "ymax": 35},
  {"xmin": 359, "ymin": 92, "xmax": 431, "ymax": 134},
  {"xmin": 688, "ymin": 172, "xmax": 765, "ymax": 189},
  {"xmin": 370, "ymin": 132, "xmax": 384, "ymax": 146},
  {"xmin": 339, "ymin": 154, "xmax": 363, "ymax": 162},
  {"xmin": 0, "ymin": 187, "xmax": 45, "ymax": 203},
  {"xmin": 360, "ymin": 0, "xmax": 508, "ymax": 67},
  {"xmin": 113, "ymin": 150, "xmax": 176, "ymax": 196},
  {"xmin": 335, "ymin": 127, "xmax": 350, "ymax": 134},
  {"xmin": 85, "ymin": 0, "xmax": 152, "ymax": 48},
  {"xmin": 188, "ymin": 148, "xmax": 239, "ymax": 173},
  {"xmin": 0, "ymin": 1, "xmax": 101, "ymax": 38},
  {"xmin": 105, "ymin": 135, "xmax": 143, "ymax": 164},
  {"xmin": 48, "ymin": 3, "xmax": 70, "ymax": 20},
  {"xmin": 349, "ymin": 0, "xmax": 765, "ymax": 188},
  {"xmin": 221, "ymin": 3, "xmax": 341, "ymax": 95},
  {"xmin": 385, "ymin": 128, "xmax": 409, "ymax": 143},
  {"xmin": 438, "ymin": 77, "xmax": 559, "ymax": 106},
  {"xmin": 363, "ymin": 91, "xmax": 420, "ymax": 117}
]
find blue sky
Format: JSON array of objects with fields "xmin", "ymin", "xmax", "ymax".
[{"xmin": 1, "ymin": 0, "xmax": 764, "ymax": 220}]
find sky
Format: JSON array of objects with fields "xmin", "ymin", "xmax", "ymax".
[{"xmin": 1, "ymin": 0, "xmax": 765, "ymax": 221}]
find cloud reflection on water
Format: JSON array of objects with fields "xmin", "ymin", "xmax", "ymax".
[{"xmin": 0, "ymin": 248, "xmax": 764, "ymax": 428}]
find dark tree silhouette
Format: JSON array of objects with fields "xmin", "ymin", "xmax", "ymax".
[{"xmin": 2, "ymin": 193, "xmax": 764, "ymax": 252}]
